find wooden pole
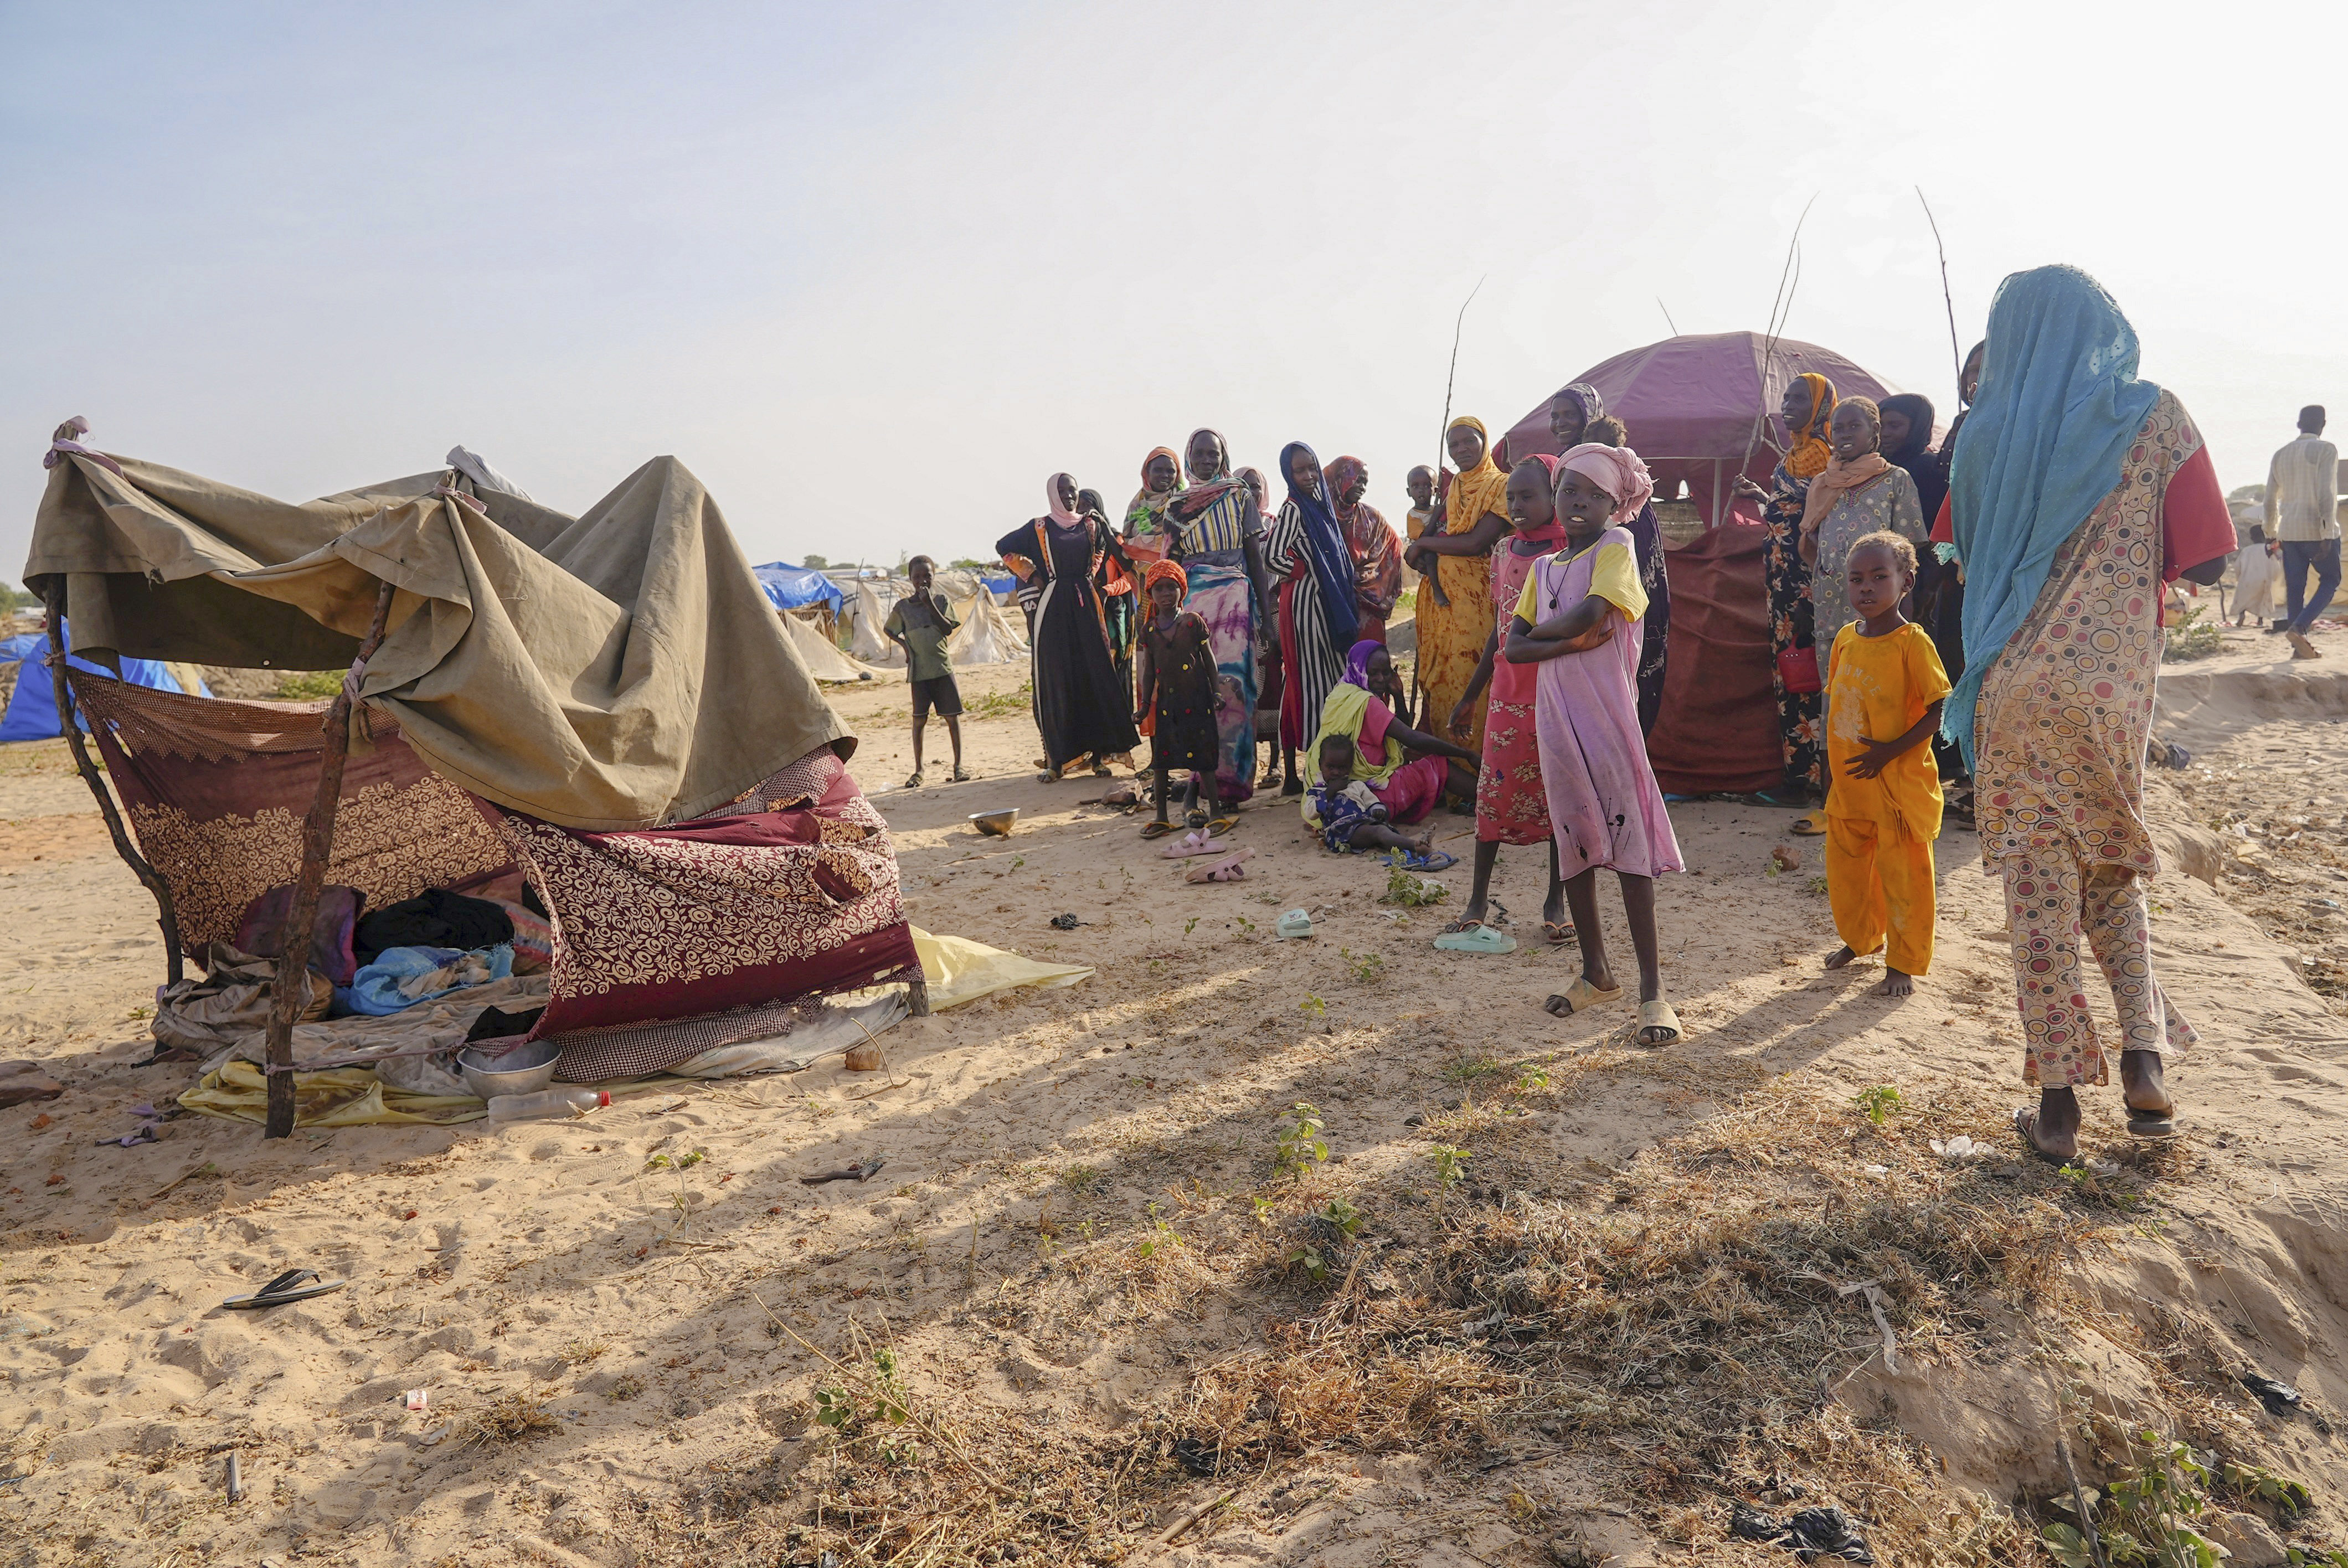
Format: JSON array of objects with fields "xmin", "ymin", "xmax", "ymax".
[
  {"xmin": 262, "ymin": 579, "xmax": 397, "ymax": 1139},
  {"xmin": 38, "ymin": 584, "xmax": 184, "ymax": 987}
]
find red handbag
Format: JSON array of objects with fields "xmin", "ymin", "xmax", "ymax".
[{"xmin": 1777, "ymin": 644, "xmax": 1822, "ymax": 695}]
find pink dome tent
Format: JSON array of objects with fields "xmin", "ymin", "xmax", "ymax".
[{"xmin": 1497, "ymin": 333, "xmax": 1899, "ymax": 798}]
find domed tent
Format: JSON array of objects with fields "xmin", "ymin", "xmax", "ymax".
[
  {"xmin": 1501, "ymin": 333, "xmax": 1898, "ymax": 798},
  {"xmin": 27, "ymin": 428, "xmax": 922, "ymax": 1133}
]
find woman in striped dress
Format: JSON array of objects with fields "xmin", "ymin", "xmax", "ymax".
[
  {"xmin": 1265, "ymin": 442, "xmax": 1362, "ymax": 788},
  {"xmin": 1161, "ymin": 429, "xmax": 1270, "ymax": 805}
]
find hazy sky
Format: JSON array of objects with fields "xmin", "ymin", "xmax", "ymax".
[{"xmin": 6, "ymin": 1, "xmax": 2342, "ymax": 581}]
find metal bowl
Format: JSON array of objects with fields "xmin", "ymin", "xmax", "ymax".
[
  {"xmin": 968, "ymin": 807, "xmax": 1018, "ymax": 837},
  {"xmin": 456, "ymin": 1038, "xmax": 560, "ymax": 1101}
]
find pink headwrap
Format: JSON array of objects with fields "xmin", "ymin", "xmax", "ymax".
[
  {"xmin": 1556, "ymin": 442, "xmax": 1654, "ymax": 524},
  {"xmin": 1044, "ymin": 472, "xmax": 1083, "ymax": 526}
]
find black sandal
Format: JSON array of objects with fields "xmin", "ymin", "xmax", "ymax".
[{"xmin": 223, "ymin": 1268, "xmax": 347, "ymax": 1311}]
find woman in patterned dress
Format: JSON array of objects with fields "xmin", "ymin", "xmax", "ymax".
[
  {"xmin": 1403, "ymin": 416, "xmax": 1512, "ymax": 760},
  {"xmin": 1326, "ymin": 455, "xmax": 1404, "ymax": 643},
  {"xmin": 1945, "ymin": 266, "xmax": 2234, "ymax": 1162},
  {"xmin": 1264, "ymin": 442, "xmax": 1362, "ymax": 785},
  {"xmin": 1739, "ymin": 374, "xmax": 1836, "ymax": 813},
  {"xmin": 1160, "ymin": 430, "xmax": 1270, "ymax": 806}
]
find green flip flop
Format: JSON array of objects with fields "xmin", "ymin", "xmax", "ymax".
[{"xmin": 1434, "ymin": 923, "xmax": 1517, "ymax": 955}]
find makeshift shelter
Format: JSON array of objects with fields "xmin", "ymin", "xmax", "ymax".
[
  {"xmin": 0, "ymin": 621, "xmax": 204, "ymax": 743},
  {"xmin": 753, "ymin": 560, "xmax": 847, "ymax": 617},
  {"xmin": 25, "ymin": 435, "xmax": 923, "ymax": 1117},
  {"xmin": 1502, "ymin": 332, "xmax": 1895, "ymax": 528},
  {"xmin": 1501, "ymin": 332, "xmax": 1899, "ymax": 796},
  {"xmin": 946, "ymin": 589, "xmax": 1028, "ymax": 666}
]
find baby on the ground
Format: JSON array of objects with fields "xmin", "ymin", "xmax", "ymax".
[{"xmin": 1309, "ymin": 735, "xmax": 1435, "ymax": 857}]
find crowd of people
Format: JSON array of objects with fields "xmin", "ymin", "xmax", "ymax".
[{"xmin": 974, "ymin": 263, "xmax": 2242, "ymax": 1154}]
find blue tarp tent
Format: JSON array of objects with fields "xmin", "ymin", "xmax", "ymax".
[
  {"xmin": 0, "ymin": 622, "xmax": 204, "ymax": 743},
  {"xmin": 751, "ymin": 563, "xmax": 847, "ymax": 615}
]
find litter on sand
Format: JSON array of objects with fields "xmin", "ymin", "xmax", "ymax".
[
  {"xmin": 223, "ymin": 1268, "xmax": 347, "ymax": 1311},
  {"xmin": 1729, "ymin": 1503, "xmax": 1876, "ymax": 1564},
  {"xmin": 2241, "ymin": 1373, "xmax": 2303, "ymax": 1417},
  {"xmin": 800, "ymin": 1157, "xmax": 887, "ymax": 1186},
  {"xmin": 1929, "ymin": 1136, "xmax": 1989, "ymax": 1160}
]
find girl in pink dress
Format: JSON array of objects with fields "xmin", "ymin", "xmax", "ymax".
[{"xmin": 1503, "ymin": 443, "xmax": 1684, "ymax": 1044}]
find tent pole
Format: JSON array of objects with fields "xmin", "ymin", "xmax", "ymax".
[
  {"xmin": 37, "ymin": 583, "xmax": 184, "ymax": 988},
  {"xmin": 262, "ymin": 579, "xmax": 397, "ymax": 1140}
]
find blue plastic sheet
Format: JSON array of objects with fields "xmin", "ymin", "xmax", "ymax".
[
  {"xmin": 751, "ymin": 563, "xmax": 846, "ymax": 615},
  {"xmin": 0, "ymin": 622, "xmax": 201, "ymax": 743}
]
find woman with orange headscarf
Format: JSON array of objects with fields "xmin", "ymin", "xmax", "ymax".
[
  {"xmin": 1743, "ymin": 373, "xmax": 1836, "ymax": 822},
  {"xmin": 1403, "ymin": 415, "xmax": 1513, "ymax": 761}
]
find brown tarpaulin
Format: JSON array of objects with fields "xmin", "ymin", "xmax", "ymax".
[
  {"xmin": 1644, "ymin": 522, "xmax": 1783, "ymax": 797},
  {"xmin": 27, "ymin": 451, "xmax": 849, "ymax": 829}
]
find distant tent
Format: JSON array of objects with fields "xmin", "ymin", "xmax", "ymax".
[
  {"xmin": 0, "ymin": 622, "xmax": 203, "ymax": 744},
  {"xmin": 1501, "ymin": 332, "xmax": 1899, "ymax": 797},
  {"xmin": 752, "ymin": 561, "xmax": 847, "ymax": 616},
  {"xmin": 781, "ymin": 613, "xmax": 897, "ymax": 683},
  {"xmin": 946, "ymin": 590, "xmax": 1028, "ymax": 666}
]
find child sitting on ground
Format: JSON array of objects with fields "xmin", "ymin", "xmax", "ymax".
[
  {"xmin": 884, "ymin": 556, "xmax": 966, "ymax": 788},
  {"xmin": 1821, "ymin": 530, "xmax": 1950, "ymax": 998},
  {"xmin": 1310, "ymin": 734, "xmax": 1437, "ymax": 859}
]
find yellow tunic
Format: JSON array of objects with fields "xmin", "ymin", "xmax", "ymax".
[{"xmin": 1823, "ymin": 620, "xmax": 1950, "ymax": 976}]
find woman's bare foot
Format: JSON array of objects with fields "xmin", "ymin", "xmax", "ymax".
[
  {"xmin": 1824, "ymin": 945, "xmax": 1859, "ymax": 970},
  {"xmin": 1411, "ymin": 829, "xmax": 1435, "ymax": 857},
  {"xmin": 2120, "ymin": 1048, "xmax": 2175, "ymax": 1124},
  {"xmin": 2015, "ymin": 1090, "xmax": 2080, "ymax": 1162},
  {"xmin": 1870, "ymin": 968, "xmax": 1914, "ymax": 997}
]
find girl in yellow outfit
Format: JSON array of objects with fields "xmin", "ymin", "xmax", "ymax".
[{"xmin": 1822, "ymin": 532, "xmax": 1951, "ymax": 997}]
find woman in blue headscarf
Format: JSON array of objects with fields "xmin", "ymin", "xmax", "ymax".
[
  {"xmin": 1949, "ymin": 266, "xmax": 2234, "ymax": 1162},
  {"xmin": 1263, "ymin": 442, "xmax": 1362, "ymax": 793}
]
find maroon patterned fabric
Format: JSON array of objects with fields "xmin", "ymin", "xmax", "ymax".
[{"xmin": 497, "ymin": 749, "xmax": 919, "ymax": 1073}]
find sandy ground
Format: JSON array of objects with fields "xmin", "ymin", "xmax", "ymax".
[{"xmin": 2, "ymin": 649, "xmax": 2346, "ymax": 1567}]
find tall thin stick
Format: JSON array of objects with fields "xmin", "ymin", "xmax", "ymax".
[
  {"xmin": 262, "ymin": 577, "xmax": 397, "ymax": 1139},
  {"xmin": 1916, "ymin": 186, "xmax": 1963, "ymax": 389},
  {"xmin": 1740, "ymin": 194, "xmax": 1819, "ymax": 481},
  {"xmin": 1413, "ymin": 274, "xmax": 1484, "ymax": 715},
  {"xmin": 37, "ymin": 585, "xmax": 184, "ymax": 986},
  {"xmin": 1656, "ymin": 297, "xmax": 1680, "ymax": 336}
]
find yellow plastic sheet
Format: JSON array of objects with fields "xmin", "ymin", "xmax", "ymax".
[
  {"xmin": 179, "ymin": 1059, "xmax": 486, "ymax": 1127},
  {"xmin": 908, "ymin": 927, "xmax": 1091, "ymax": 1010}
]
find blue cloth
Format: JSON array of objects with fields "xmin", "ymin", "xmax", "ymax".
[
  {"xmin": 334, "ymin": 943, "xmax": 513, "ymax": 1017},
  {"xmin": 1945, "ymin": 266, "xmax": 2162, "ymax": 769},
  {"xmin": 1278, "ymin": 442, "xmax": 1362, "ymax": 649},
  {"xmin": 0, "ymin": 621, "xmax": 199, "ymax": 743},
  {"xmin": 750, "ymin": 562, "xmax": 846, "ymax": 615},
  {"xmin": 1308, "ymin": 780, "xmax": 1387, "ymax": 853}
]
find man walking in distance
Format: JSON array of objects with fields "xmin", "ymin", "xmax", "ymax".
[{"xmin": 2266, "ymin": 405, "xmax": 2340, "ymax": 659}]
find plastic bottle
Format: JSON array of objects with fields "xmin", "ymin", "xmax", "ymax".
[{"xmin": 486, "ymin": 1088, "xmax": 610, "ymax": 1123}]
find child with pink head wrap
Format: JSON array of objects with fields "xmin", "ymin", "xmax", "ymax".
[{"xmin": 1554, "ymin": 442, "xmax": 1655, "ymax": 524}]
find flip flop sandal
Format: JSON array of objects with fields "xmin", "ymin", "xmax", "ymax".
[
  {"xmin": 2124, "ymin": 1110, "xmax": 2179, "ymax": 1138},
  {"xmin": 223, "ymin": 1268, "xmax": 347, "ymax": 1311},
  {"xmin": 1541, "ymin": 920, "xmax": 1575, "ymax": 945},
  {"xmin": 1636, "ymin": 999, "xmax": 1683, "ymax": 1045},
  {"xmin": 1386, "ymin": 849, "xmax": 1456, "ymax": 872},
  {"xmin": 1433, "ymin": 924, "xmax": 1517, "ymax": 955},
  {"xmin": 903, "ymin": 773, "xmax": 924, "ymax": 789},
  {"xmin": 1186, "ymin": 809, "xmax": 1209, "ymax": 829},
  {"xmin": 2010, "ymin": 1108, "xmax": 2076, "ymax": 1167},
  {"xmin": 951, "ymin": 767, "xmax": 972, "ymax": 782},
  {"xmin": 1543, "ymin": 977, "xmax": 1623, "ymax": 1018},
  {"xmin": 1788, "ymin": 812, "xmax": 1828, "ymax": 837},
  {"xmin": 1185, "ymin": 849, "xmax": 1255, "ymax": 884},
  {"xmin": 1161, "ymin": 831, "xmax": 1230, "ymax": 859},
  {"xmin": 1140, "ymin": 821, "xmax": 1176, "ymax": 840},
  {"xmin": 1206, "ymin": 817, "xmax": 1238, "ymax": 835}
]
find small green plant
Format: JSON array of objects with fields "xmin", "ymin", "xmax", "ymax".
[
  {"xmin": 2215, "ymin": 1456, "xmax": 2313, "ymax": 1518},
  {"xmin": 1512, "ymin": 1062, "xmax": 1551, "ymax": 1095},
  {"xmin": 1011, "ymin": 855, "xmax": 1026, "ymax": 870},
  {"xmin": 1444, "ymin": 1054, "xmax": 1501, "ymax": 1084},
  {"xmin": 1184, "ymin": 917, "xmax": 1198, "ymax": 936},
  {"xmin": 1853, "ymin": 1085, "xmax": 1901, "ymax": 1126},
  {"xmin": 641, "ymin": 1148, "xmax": 710, "ymax": 1235},
  {"xmin": 1319, "ymin": 1196, "xmax": 1365, "ymax": 1240},
  {"xmin": 1286, "ymin": 1198, "xmax": 1368, "ymax": 1281},
  {"xmin": 1235, "ymin": 915, "xmax": 1257, "ymax": 935},
  {"xmin": 1299, "ymin": 993, "xmax": 1327, "ymax": 1019},
  {"xmin": 1338, "ymin": 947, "xmax": 1387, "ymax": 984},
  {"xmin": 271, "ymin": 669, "xmax": 344, "ymax": 702},
  {"xmin": 1251, "ymin": 1194, "xmax": 1277, "ymax": 1227},
  {"xmin": 1274, "ymin": 1103, "xmax": 1329, "ymax": 1181},
  {"xmin": 2163, "ymin": 604, "xmax": 2227, "ymax": 663},
  {"xmin": 1381, "ymin": 867, "xmax": 1449, "ymax": 907},
  {"xmin": 606, "ymin": 1374, "xmax": 645, "ymax": 1402},
  {"xmin": 2042, "ymin": 1433, "xmax": 2229, "ymax": 1568},
  {"xmin": 1805, "ymin": 874, "xmax": 1830, "ymax": 898},
  {"xmin": 1059, "ymin": 1164, "xmax": 1100, "ymax": 1194},
  {"xmin": 1428, "ymin": 1143, "xmax": 1470, "ymax": 1188},
  {"xmin": 1134, "ymin": 1200, "xmax": 1185, "ymax": 1261},
  {"xmin": 2287, "ymin": 1549, "xmax": 2348, "ymax": 1567}
]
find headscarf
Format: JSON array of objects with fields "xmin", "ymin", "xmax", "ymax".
[
  {"xmin": 1944, "ymin": 264, "xmax": 2162, "ymax": 768},
  {"xmin": 1044, "ymin": 473, "xmax": 1083, "ymax": 527},
  {"xmin": 1279, "ymin": 442, "xmax": 1363, "ymax": 648},
  {"xmin": 1443, "ymin": 415, "xmax": 1510, "ymax": 539},
  {"xmin": 1878, "ymin": 393, "xmax": 1944, "ymax": 522},
  {"xmin": 1796, "ymin": 403, "xmax": 1892, "ymax": 534},
  {"xmin": 1511, "ymin": 453, "xmax": 1570, "ymax": 545},
  {"xmin": 1142, "ymin": 557, "xmax": 1188, "ymax": 602},
  {"xmin": 1562, "ymin": 382, "xmax": 1605, "ymax": 427},
  {"xmin": 1234, "ymin": 467, "xmax": 1270, "ymax": 518},
  {"xmin": 1126, "ymin": 446, "xmax": 1185, "ymax": 532},
  {"xmin": 1166, "ymin": 428, "xmax": 1245, "ymax": 524},
  {"xmin": 1781, "ymin": 373, "xmax": 1836, "ymax": 481},
  {"xmin": 1341, "ymin": 637, "xmax": 1384, "ymax": 689},
  {"xmin": 1326, "ymin": 456, "xmax": 1369, "ymax": 524},
  {"xmin": 1557, "ymin": 442, "xmax": 1655, "ymax": 525}
]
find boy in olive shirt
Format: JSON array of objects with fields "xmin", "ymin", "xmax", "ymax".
[{"xmin": 885, "ymin": 556, "xmax": 968, "ymax": 786}]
